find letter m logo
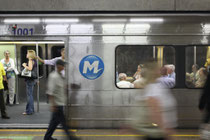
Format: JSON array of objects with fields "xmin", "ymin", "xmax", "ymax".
[{"xmin": 83, "ymin": 61, "xmax": 103, "ymax": 74}]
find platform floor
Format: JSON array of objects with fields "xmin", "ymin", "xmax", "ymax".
[
  {"xmin": 0, "ymin": 129, "xmax": 200, "ymax": 140},
  {"xmin": 0, "ymin": 102, "xmax": 50, "ymax": 128}
]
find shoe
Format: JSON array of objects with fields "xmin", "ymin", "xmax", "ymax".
[
  {"xmin": 2, "ymin": 116, "xmax": 10, "ymax": 119},
  {"xmin": 49, "ymin": 137, "xmax": 57, "ymax": 140},
  {"xmin": 22, "ymin": 112, "xmax": 33, "ymax": 115}
]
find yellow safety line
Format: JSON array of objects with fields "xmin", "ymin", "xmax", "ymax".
[
  {"xmin": 0, "ymin": 134, "xmax": 200, "ymax": 137},
  {"xmin": 0, "ymin": 129, "xmax": 77, "ymax": 132}
]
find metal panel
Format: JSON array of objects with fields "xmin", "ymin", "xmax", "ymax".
[
  {"xmin": 0, "ymin": 0, "xmax": 174, "ymax": 11},
  {"xmin": 176, "ymin": 0, "xmax": 210, "ymax": 11}
]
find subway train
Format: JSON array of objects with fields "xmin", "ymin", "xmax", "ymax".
[{"xmin": 0, "ymin": 13, "xmax": 209, "ymax": 128}]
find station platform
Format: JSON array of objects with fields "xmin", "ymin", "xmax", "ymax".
[
  {"xmin": 0, "ymin": 129, "xmax": 200, "ymax": 140},
  {"xmin": 0, "ymin": 102, "xmax": 50, "ymax": 128}
]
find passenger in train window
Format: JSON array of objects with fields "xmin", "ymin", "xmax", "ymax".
[
  {"xmin": 195, "ymin": 67, "xmax": 208, "ymax": 88},
  {"xmin": 1, "ymin": 50, "xmax": 16, "ymax": 106},
  {"xmin": 186, "ymin": 64, "xmax": 199, "ymax": 88},
  {"xmin": 133, "ymin": 64, "xmax": 143, "ymax": 80},
  {"xmin": 36, "ymin": 48, "xmax": 65, "ymax": 77},
  {"xmin": 133, "ymin": 68, "xmax": 146, "ymax": 88},
  {"xmin": 165, "ymin": 64, "xmax": 176, "ymax": 80},
  {"xmin": 0, "ymin": 61, "xmax": 10, "ymax": 119},
  {"xmin": 157, "ymin": 66, "xmax": 175, "ymax": 88},
  {"xmin": 117, "ymin": 73, "xmax": 134, "ymax": 88},
  {"xmin": 22, "ymin": 50, "xmax": 37, "ymax": 115},
  {"xmin": 44, "ymin": 59, "xmax": 79, "ymax": 140}
]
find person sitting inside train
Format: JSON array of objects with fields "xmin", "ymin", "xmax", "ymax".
[
  {"xmin": 166, "ymin": 64, "xmax": 176, "ymax": 80},
  {"xmin": 36, "ymin": 48, "xmax": 65, "ymax": 77},
  {"xmin": 117, "ymin": 73, "xmax": 134, "ymax": 88},
  {"xmin": 133, "ymin": 64, "xmax": 143, "ymax": 80},
  {"xmin": 195, "ymin": 67, "xmax": 208, "ymax": 88},
  {"xmin": 133, "ymin": 68, "xmax": 146, "ymax": 88},
  {"xmin": 186, "ymin": 64, "xmax": 199, "ymax": 88},
  {"xmin": 157, "ymin": 66, "xmax": 175, "ymax": 88}
]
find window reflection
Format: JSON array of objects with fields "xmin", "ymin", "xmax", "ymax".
[
  {"xmin": 116, "ymin": 46, "xmax": 175, "ymax": 89},
  {"xmin": 186, "ymin": 47, "xmax": 208, "ymax": 88}
]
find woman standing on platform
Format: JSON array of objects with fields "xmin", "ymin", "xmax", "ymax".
[{"xmin": 22, "ymin": 50, "xmax": 37, "ymax": 115}]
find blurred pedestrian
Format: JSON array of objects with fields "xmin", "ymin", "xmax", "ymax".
[
  {"xmin": 131, "ymin": 60, "xmax": 177, "ymax": 140},
  {"xmin": 44, "ymin": 59, "xmax": 79, "ymax": 140}
]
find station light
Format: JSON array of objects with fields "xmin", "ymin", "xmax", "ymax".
[
  {"xmin": 3, "ymin": 18, "xmax": 41, "ymax": 24},
  {"xmin": 92, "ymin": 19, "xmax": 127, "ymax": 22},
  {"xmin": 44, "ymin": 18, "xmax": 79, "ymax": 23},
  {"xmin": 130, "ymin": 18, "xmax": 164, "ymax": 22},
  {"xmin": 0, "ymin": 41, "xmax": 64, "ymax": 44}
]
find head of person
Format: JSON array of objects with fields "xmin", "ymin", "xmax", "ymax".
[
  {"xmin": 27, "ymin": 50, "xmax": 36, "ymax": 60},
  {"xmin": 56, "ymin": 59, "xmax": 65, "ymax": 72},
  {"xmin": 166, "ymin": 64, "xmax": 175, "ymax": 74},
  {"xmin": 144, "ymin": 60, "xmax": 161, "ymax": 84},
  {"xmin": 61, "ymin": 48, "xmax": 65, "ymax": 59},
  {"xmin": 4, "ymin": 50, "xmax": 10, "ymax": 59},
  {"xmin": 160, "ymin": 66, "xmax": 168, "ymax": 76},
  {"xmin": 192, "ymin": 64, "xmax": 199, "ymax": 73},
  {"xmin": 137, "ymin": 65, "xmax": 141, "ymax": 72},
  {"xmin": 118, "ymin": 73, "xmax": 127, "ymax": 81}
]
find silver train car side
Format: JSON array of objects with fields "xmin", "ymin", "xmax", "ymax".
[{"xmin": 0, "ymin": 14, "xmax": 208, "ymax": 128}]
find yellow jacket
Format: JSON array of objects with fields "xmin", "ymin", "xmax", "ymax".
[{"xmin": 0, "ymin": 62, "xmax": 6, "ymax": 90}]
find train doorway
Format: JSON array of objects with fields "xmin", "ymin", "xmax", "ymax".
[{"xmin": 0, "ymin": 41, "xmax": 65, "ymax": 128}]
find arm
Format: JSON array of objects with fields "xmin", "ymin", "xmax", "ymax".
[
  {"xmin": 1, "ymin": 64, "xmax": 7, "ymax": 82},
  {"xmin": 44, "ymin": 57, "xmax": 60, "ymax": 66},
  {"xmin": 22, "ymin": 59, "xmax": 33, "ymax": 71},
  {"xmin": 37, "ymin": 56, "xmax": 45, "ymax": 64},
  {"xmin": 199, "ymin": 74, "xmax": 210, "ymax": 110},
  {"xmin": 7, "ymin": 59, "xmax": 15, "ymax": 71}
]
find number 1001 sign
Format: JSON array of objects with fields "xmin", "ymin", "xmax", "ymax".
[{"xmin": 13, "ymin": 28, "xmax": 34, "ymax": 36}]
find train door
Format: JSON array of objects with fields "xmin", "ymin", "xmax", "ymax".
[{"xmin": 0, "ymin": 41, "xmax": 65, "ymax": 127}]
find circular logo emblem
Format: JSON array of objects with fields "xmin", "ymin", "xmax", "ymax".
[{"xmin": 79, "ymin": 55, "xmax": 104, "ymax": 80}]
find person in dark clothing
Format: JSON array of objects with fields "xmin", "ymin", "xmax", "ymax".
[{"xmin": 199, "ymin": 73, "xmax": 210, "ymax": 123}]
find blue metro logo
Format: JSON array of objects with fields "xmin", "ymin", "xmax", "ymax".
[{"xmin": 79, "ymin": 55, "xmax": 104, "ymax": 80}]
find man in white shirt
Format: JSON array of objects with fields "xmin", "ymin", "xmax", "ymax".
[
  {"xmin": 37, "ymin": 48, "xmax": 65, "ymax": 77},
  {"xmin": 158, "ymin": 66, "xmax": 175, "ymax": 88},
  {"xmin": 166, "ymin": 64, "xmax": 176, "ymax": 81},
  {"xmin": 117, "ymin": 73, "xmax": 134, "ymax": 88},
  {"xmin": 1, "ymin": 50, "xmax": 16, "ymax": 105}
]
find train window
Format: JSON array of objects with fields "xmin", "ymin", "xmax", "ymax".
[
  {"xmin": 20, "ymin": 46, "xmax": 43, "ymax": 77},
  {"xmin": 116, "ymin": 45, "xmax": 175, "ymax": 89},
  {"xmin": 51, "ymin": 46, "xmax": 64, "ymax": 58},
  {"xmin": 186, "ymin": 46, "xmax": 208, "ymax": 88}
]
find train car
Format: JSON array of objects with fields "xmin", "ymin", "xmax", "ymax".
[{"xmin": 0, "ymin": 14, "xmax": 208, "ymax": 128}]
